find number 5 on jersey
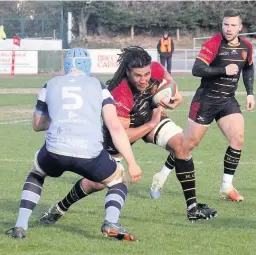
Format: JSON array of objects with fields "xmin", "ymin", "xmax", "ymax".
[{"xmin": 62, "ymin": 87, "xmax": 83, "ymax": 110}]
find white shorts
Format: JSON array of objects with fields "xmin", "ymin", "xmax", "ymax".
[{"xmin": 153, "ymin": 118, "xmax": 183, "ymax": 148}]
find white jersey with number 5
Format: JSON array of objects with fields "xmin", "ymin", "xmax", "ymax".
[{"xmin": 35, "ymin": 73, "xmax": 114, "ymax": 158}]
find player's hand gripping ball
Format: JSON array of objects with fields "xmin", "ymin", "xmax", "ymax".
[{"xmin": 152, "ymin": 79, "xmax": 177, "ymax": 106}]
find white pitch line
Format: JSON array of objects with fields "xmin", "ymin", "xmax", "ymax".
[
  {"xmin": 0, "ymin": 119, "xmax": 30, "ymax": 125},
  {"xmin": 0, "ymin": 158, "xmax": 32, "ymax": 163}
]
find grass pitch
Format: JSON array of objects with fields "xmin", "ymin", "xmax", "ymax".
[{"xmin": 0, "ymin": 75, "xmax": 255, "ymax": 255}]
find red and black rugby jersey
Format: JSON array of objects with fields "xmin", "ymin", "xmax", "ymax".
[
  {"xmin": 110, "ymin": 61, "xmax": 166, "ymax": 127},
  {"xmin": 197, "ymin": 33, "xmax": 253, "ymax": 98}
]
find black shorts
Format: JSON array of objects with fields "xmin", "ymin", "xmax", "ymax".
[
  {"xmin": 189, "ymin": 92, "xmax": 242, "ymax": 125},
  {"xmin": 36, "ymin": 144, "xmax": 117, "ymax": 182}
]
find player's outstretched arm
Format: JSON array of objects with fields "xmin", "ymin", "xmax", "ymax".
[{"xmin": 103, "ymin": 104, "xmax": 142, "ymax": 183}]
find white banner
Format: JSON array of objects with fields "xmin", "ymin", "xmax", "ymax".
[
  {"xmin": 0, "ymin": 51, "xmax": 38, "ymax": 74},
  {"xmin": 89, "ymin": 49, "xmax": 158, "ymax": 74},
  {"xmin": 0, "ymin": 39, "xmax": 62, "ymax": 51},
  {"xmin": 90, "ymin": 49, "xmax": 120, "ymax": 74}
]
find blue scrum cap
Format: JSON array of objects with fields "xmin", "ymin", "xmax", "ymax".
[{"xmin": 64, "ymin": 48, "xmax": 92, "ymax": 75}]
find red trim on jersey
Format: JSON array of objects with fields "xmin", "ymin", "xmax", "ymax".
[
  {"xmin": 151, "ymin": 61, "xmax": 165, "ymax": 82},
  {"xmin": 241, "ymin": 37, "xmax": 253, "ymax": 65},
  {"xmin": 111, "ymin": 79, "xmax": 133, "ymax": 119},
  {"xmin": 197, "ymin": 33, "xmax": 222, "ymax": 65},
  {"xmin": 112, "ymin": 62, "xmax": 165, "ymax": 119},
  {"xmin": 111, "ymin": 62, "xmax": 166, "ymax": 119}
]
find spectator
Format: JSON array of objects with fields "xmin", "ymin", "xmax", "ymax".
[{"xmin": 157, "ymin": 31, "xmax": 174, "ymax": 74}]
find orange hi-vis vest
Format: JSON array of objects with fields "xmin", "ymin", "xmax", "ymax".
[{"xmin": 160, "ymin": 37, "xmax": 172, "ymax": 52}]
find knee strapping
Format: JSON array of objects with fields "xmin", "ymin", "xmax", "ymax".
[{"xmin": 106, "ymin": 163, "xmax": 125, "ymax": 188}]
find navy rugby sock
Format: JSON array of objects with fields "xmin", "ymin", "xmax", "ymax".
[{"xmin": 105, "ymin": 183, "xmax": 127, "ymax": 223}]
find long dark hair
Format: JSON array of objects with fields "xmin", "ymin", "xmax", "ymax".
[{"xmin": 107, "ymin": 46, "xmax": 151, "ymax": 91}]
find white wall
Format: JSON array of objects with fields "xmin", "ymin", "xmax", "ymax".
[{"xmin": 0, "ymin": 39, "xmax": 62, "ymax": 51}]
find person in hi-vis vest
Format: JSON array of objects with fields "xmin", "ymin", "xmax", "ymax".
[
  {"xmin": 157, "ymin": 31, "xmax": 174, "ymax": 74},
  {"xmin": 0, "ymin": 24, "xmax": 6, "ymax": 40}
]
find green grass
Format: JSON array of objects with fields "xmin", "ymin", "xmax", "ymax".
[
  {"xmin": 0, "ymin": 74, "xmax": 248, "ymax": 92},
  {"xmin": 0, "ymin": 77, "xmax": 255, "ymax": 255},
  {"xmin": 0, "ymin": 94, "xmax": 36, "ymax": 107}
]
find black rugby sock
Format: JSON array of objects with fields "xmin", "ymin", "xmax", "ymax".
[
  {"xmin": 224, "ymin": 146, "xmax": 241, "ymax": 175},
  {"xmin": 58, "ymin": 179, "xmax": 88, "ymax": 212},
  {"xmin": 175, "ymin": 158, "xmax": 197, "ymax": 208}
]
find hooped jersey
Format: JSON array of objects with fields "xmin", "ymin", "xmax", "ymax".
[
  {"xmin": 103, "ymin": 61, "xmax": 177, "ymax": 154},
  {"xmin": 110, "ymin": 61, "xmax": 174, "ymax": 127},
  {"xmin": 197, "ymin": 33, "xmax": 253, "ymax": 98}
]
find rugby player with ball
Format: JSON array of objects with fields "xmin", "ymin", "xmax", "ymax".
[{"xmin": 40, "ymin": 47, "xmax": 217, "ymax": 236}]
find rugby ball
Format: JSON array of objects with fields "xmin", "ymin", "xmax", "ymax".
[{"xmin": 152, "ymin": 79, "xmax": 177, "ymax": 105}]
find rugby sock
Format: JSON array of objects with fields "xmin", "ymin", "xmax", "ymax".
[
  {"xmin": 175, "ymin": 158, "xmax": 197, "ymax": 208},
  {"xmin": 221, "ymin": 146, "xmax": 241, "ymax": 189},
  {"xmin": 15, "ymin": 172, "xmax": 44, "ymax": 230},
  {"xmin": 105, "ymin": 183, "xmax": 127, "ymax": 223},
  {"xmin": 159, "ymin": 152, "xmax": 175, "ymax": 177},
  {"xmin": 58, "ymin": 179, "xmax": 88, "ymax": 212}
]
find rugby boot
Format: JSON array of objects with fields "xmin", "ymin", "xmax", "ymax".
[
  {"xmin": 150, "ymin": 172, "xmax": 168, "ymax": 199},
  {"xmin": 39, "ymin": 201, "xmax": 65, "ymax": 224},
  {"xmin": 101, "ymin": 220, "xmax": 137, "ymax": 241},
  {"xmin": 220, "ymin": 186, "xmax": 244, "ymax": 202},
  {"xmin": 6, "ymin": 227, "xmax": 26, "ymax": 239},
  {"xmin": 187, "ymin": 203, "xmax": 217, "ymax": 223}
]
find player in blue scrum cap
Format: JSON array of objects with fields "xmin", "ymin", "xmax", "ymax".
[{"xmin": 6, "ymin": 48, "xmax": 142, "ymax": 241}]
